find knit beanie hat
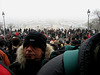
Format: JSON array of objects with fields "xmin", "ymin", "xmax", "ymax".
[{"xmin": 23, "ymin": 31, "xmax": 47, "ymax": 52}]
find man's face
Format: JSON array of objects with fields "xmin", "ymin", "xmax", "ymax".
[{"xmin": 24, "ymin": 45, "xmax": 44, "ymax": 61}]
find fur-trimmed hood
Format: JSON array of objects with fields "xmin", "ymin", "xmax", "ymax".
[{"xmin": 15, "ymin": 44, "xmax": 54, "ymax": 68}]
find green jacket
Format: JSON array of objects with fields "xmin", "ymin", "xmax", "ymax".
[{"xmin": 50, "ymin": 45, "xmax": 80, "ymax": 59}]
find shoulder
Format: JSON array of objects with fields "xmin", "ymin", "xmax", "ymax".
[
  {"xmin": 37, "ymin": 54, "xmax": 64, "ymax": 75},
  {"xmin": 9, "ymin": 62, "xmax": 20, "ymax": 70},
  {"xmin": 0, "ymin": 50, "xmax": 5, "ymax": 54},
  {"xmin": 0, "ymin": 62, "xmax": 14, "ymax": 75}
]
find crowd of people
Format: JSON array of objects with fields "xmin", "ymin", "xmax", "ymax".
[{"xmin": 0, "ymin": 28, "xmax": 99, "ymax": 75}]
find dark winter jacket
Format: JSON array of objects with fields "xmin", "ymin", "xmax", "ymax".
[{"xmin": 9, "ymin": 44, "xmax": 54, "ymax": 75}]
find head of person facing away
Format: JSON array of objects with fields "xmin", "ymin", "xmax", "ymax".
[
  {"xmin": 11, "ymin": 37, "xmax": 21, "ymax": 50},
  {"xmin": 23, "ymin": 31, "xmax": 47, "ymax": 61},
  {"xmin": 0, "ymin": 38, "xmax": 6, "ymax": 50}
]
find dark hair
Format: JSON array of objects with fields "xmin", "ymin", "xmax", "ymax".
[
  {"xmin": 0, "ymin": 38, "xmax": 6, "ymax": 47},
  {"xmin": 66, "ymin": 41, "xmax": 70, "ymax": 44},
  {"xmin": 83, "ymin": 36, "xmax": 88, "ymax": 40},
  {"xmin": 12, "ymin": 37, "xmax": 21, "ymax": 46},
  {"xmin": 72, "ymin": 37, "xmax": 75, "ymax": 40},
  {"xmin": 71, "ymin": 40, "xmax": 80, "ymax": 46}
]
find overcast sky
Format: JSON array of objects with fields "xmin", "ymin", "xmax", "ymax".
[{"xmin": 0, "ymin": 0, "xmax": 100, "ymax": 23}]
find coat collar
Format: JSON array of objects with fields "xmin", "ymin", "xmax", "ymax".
[{"xmin": 15, "ymin": 44, "xmax": 54, "ymax": 69}]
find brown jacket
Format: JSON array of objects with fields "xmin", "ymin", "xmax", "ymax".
[{"xmin": 0, "ymin": 50, "xmax": 10, "ymax": 66}]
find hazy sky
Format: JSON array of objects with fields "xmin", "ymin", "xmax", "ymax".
[{"xmin": 0, "ymin": 0, "xmax": 100, "ymax": 23}]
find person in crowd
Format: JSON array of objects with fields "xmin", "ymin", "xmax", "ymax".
[
  {"xmin": 50, "ymin": 36, "xmax": 80, "ymax": 59},
  {"xmin": 71, "ymin": 37, "xmax": 75, "ymax": 43},
  {"xmin": 9, "ymin": 37, "xmax": 21, "ymax": 63},
  {"xmin": 0, "ymin": 38, "xmax": 10, "ymax": 66},
  {"xmin": 88, "ymin": 32, "xmax": 91, "ymax": 38},
  {"xmin": 37, "ymin": 33, "xmax": 100, "ymax": 75},
  {"xmin": 81, "ymin": 35, "xmax": 88, "ymax": 43},
  {"xmin": 65, "ymin": 40, "xmax": 71, "ymax": 45},
  {"xmin": 6, "ymin": 35, "xmax": 12, "ymax": 51},
  {"xmin": 50, "ymin": 40, "xmax": 59, "ymax": 50},
  {"xmin": 50, "ymin": 40, "xmax": 80, "ymax": 59},
  {"xmin": 71, "ymin": 40, "xmax": 80, "ymax": 47},
  {"xmin": 58, "ymin": 39, "xmax": 64, "ymax": 49},
  {"xmin": 9, "ymin": 31, "xmax": 54, "ymax": 75}
]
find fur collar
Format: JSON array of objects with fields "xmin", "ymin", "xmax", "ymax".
[{"xmin": 15, "ymin": 44, "xmax": 54, "ymax": 69}]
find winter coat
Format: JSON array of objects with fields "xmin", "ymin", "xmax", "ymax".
[
  {"xmin": 0, "ymin": 50, "xmax": 10, "ymax": 66},
  {"xmin": 9, "ymin": 45, "xmax": 20, "ymax": 64},
  {"xmin": 0, "ymin": 62, "xmax": 14, "ymax": 75},
  {"xmin": 9, "ymin": 44, "xmax": 54, "ymax": 75}
]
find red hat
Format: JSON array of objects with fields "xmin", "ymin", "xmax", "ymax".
[{"xmin": 15, "ymin": 32, "xmax": 19, "ymax": 36}]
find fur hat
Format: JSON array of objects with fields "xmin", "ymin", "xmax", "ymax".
[{"xmin": 23, "ymin": 31, "xmax": 47, "ymax": 52}]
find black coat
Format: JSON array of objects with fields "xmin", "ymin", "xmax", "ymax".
[
  {"xmin": 9, "ymin": 60, "xmax": 42, "ymax": 75},
  {"xmin": 79, "ymin": 33, "xmax": 100, "ymax": 75},
  {"xmin": 37, "ymin": 54, "xmax": 65, "ymax": 75}
]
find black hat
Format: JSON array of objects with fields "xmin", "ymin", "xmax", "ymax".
[{"xmin": 23, "ymin": 31, "xmax": 47, "ymax": 52}]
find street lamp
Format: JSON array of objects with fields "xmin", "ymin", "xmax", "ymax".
[
  {"xmin": 2, "ymin": 11, "xmax": 6, "ymax": 40},
  {"xmin": 87, "ymin": 9, "xmax": 90, "ymax": 30}
]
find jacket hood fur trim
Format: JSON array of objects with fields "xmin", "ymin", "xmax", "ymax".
[{"xmin": 15, "ymin": 44, "xmax": 54, "ymax": 69}]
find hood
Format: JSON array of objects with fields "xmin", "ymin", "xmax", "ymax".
[
  {"xmin": 79, "ymin": 33, "xmax": 100, "ymax": 75},
  {"xmin": 15, "ymin": 43, "xmax": 54, "ymax": 69}
]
